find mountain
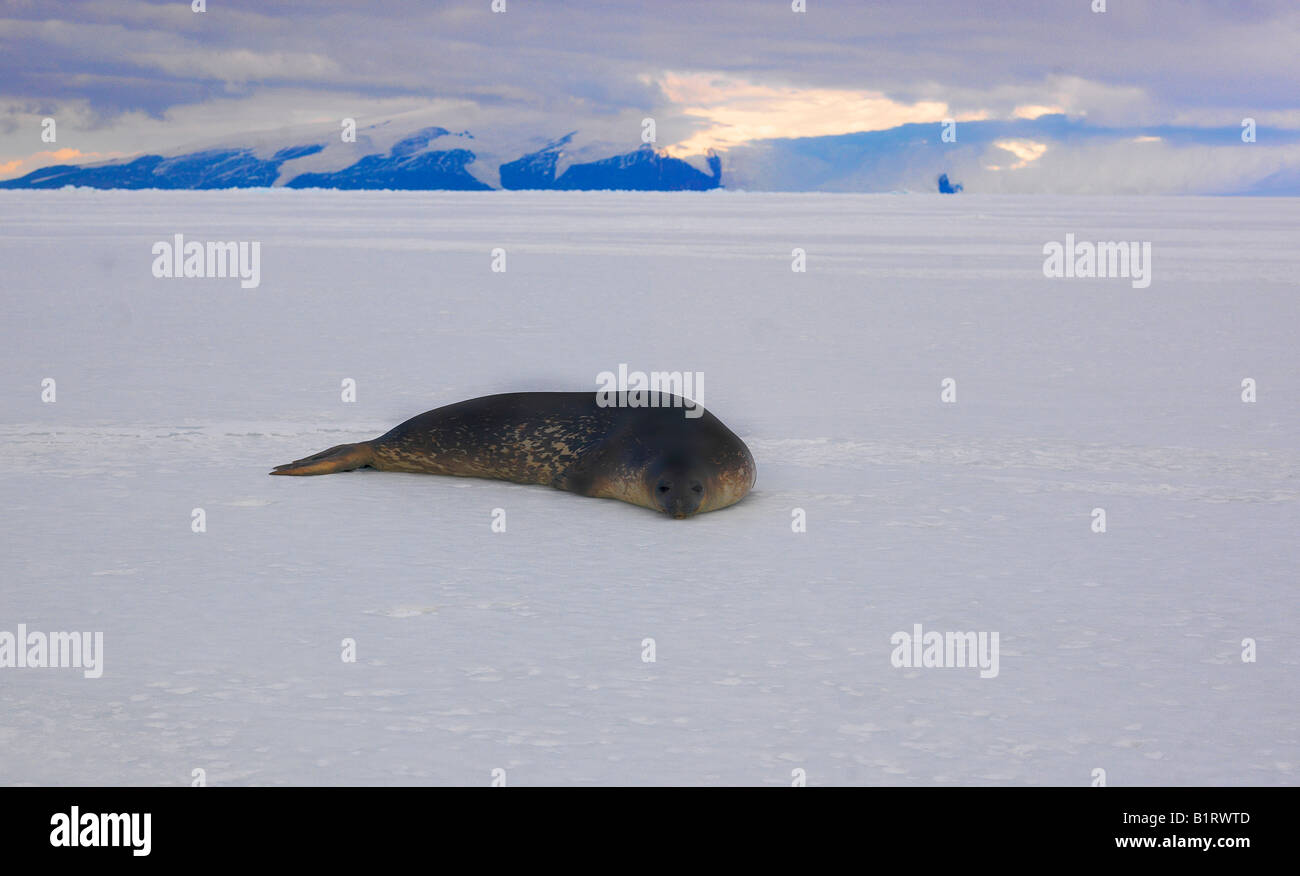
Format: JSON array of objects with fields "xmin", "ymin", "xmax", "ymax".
[
  {"xmin": 0, "ymin": 122, "xmax": 723, "ymax": 192},
  {"xmin": 553, "ymin": 145, "xmax": 720, "ymax": 191},
  {"xmin": 1234, "ymin": 165, "xmax": 1300, "ymax": 196},
  {"xmin": 498, "ymin": 132, "xmax": 573, "ymax": 189},
  {"xmin": 0, "ymin": 144, "xmax": 324, "ymax": 190},
  {"xmin": 500, "ymin": 135, "xmax": 721, "ymax": 191},
  {"xmin": 4, "ymin": 113, "xmax": 1298, "ymax": 193},
  {"xmin": 284, "ymin": 127, "xmax": 489, "ymax": 190},
  {"xmin": 719, "ymin": 115, "xmax": 1300, "ymax": 194}
]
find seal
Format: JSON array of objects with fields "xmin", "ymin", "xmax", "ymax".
[{"xmin": 270, "ymin": 392, "xmax": 755, "ymax": 518}]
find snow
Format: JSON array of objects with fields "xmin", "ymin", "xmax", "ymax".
[{"xmin": 1, "ymin": 189, "xmax": 1296, "ymax": 786}]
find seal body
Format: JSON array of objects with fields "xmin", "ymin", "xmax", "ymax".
[{"xmin": 271, "ymin": 392, "xmax": 755, "ymax": 517}]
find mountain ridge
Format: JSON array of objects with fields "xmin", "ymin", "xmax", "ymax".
[{"xmin": 0, "ymin": 124, "xmax": 724, "ymax": 192}]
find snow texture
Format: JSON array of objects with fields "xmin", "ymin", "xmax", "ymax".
[{"xmin": 1, "ymin": 190, "xmax": 1296, "ymax": 786}]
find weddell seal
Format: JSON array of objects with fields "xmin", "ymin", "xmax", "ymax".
[{"xmin": 270, "ymin": 392, "xmax": 756, "ymax": 518}]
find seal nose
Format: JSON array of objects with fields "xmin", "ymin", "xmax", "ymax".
[{"xmin": 656, "ymin": 477, "xmax": 703, "ymax": 518}]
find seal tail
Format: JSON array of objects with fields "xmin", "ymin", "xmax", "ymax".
[{"xmin": 270, "ymin": 441, "xmax": 375, "ymax": 476}]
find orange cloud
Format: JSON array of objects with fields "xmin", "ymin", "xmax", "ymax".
[
  {"xmin": 1013, "ymin": 104, "xmax": 1064, "ymax": 120},
  {"xmin": 657, "ymin": 73, "xmax": 950, "ymax": 156},
  {"xmin": 985, "ymin": 139, "xmax": 1048, "ymax": 171},
  {"xmin": 0, "ymin": 148, "xmax": 128, "ymax": 180}
]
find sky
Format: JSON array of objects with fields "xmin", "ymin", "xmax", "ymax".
[{"xmin": 2, "ymin": 0, "xmax": 1298, "ymax": 192}]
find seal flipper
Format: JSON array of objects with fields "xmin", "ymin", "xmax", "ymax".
[
  {"xmin": 270, "ymin": 442, "xmax": 375, "ymax": 476},
  {"xmin": 550, "ymin": 436, "xmax": 655, "ymax": 512},
  {"xmin": 549, "ymin": 432, "xmax": 626, "ymax": 496}
]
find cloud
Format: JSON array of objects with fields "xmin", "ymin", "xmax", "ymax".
[
  {"xmin": 986, "ymin": 139, "xmax": 1049, "ymax": 170},
  {"xmin": 657, "ymin": 72, "xmax": 949, "ymax": 155},
  {"xmin": 132, "ymin": 50, "xmax": 342, "ymax": 84},
  {"xmin": 0, "ymin": 146, "xmax": 127, "ymax": 177},
  {"xmin": 1013, "ymin": 105, "xmax": 1065, "ymax": 120},
  {"xmin": 957, "ymin": 139, "xmax": 1300, "ymax": 195},
  {"xmin": 719, "ymin": 114, "xmax": 1300, "ymax": 194},
  {"xmin": 0, "ymin": 0, "xmax": 1296, "ymax": 191}
]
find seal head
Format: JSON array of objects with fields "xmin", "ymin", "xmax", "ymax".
[{"xmin": 647, "ymin": 452, "xmax": 707, "ymax": 519}]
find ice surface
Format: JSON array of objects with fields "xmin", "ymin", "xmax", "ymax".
[{"xmin": 0, "ymin": 190, "xmax": 1296, "ymax": 785}]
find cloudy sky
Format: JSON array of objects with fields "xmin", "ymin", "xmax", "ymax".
[{"xmin": 2, "ymin": 0, "xmax": 1298, "ymax": 191}]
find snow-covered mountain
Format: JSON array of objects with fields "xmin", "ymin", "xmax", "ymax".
[
  {"xmin": 0, "ymin": 119, "xmax": 723, "ymax": 192},
  {"xmin": 4, "ymin": 110, "xmax": 1295, "ymax": 193},
  {"xmin": 499, "ymin": 132, "xmax": 721, "ymax": 191}
]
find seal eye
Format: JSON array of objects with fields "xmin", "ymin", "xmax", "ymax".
[
  {"xmin": 658, "ymin": 483, "xmax": 671, "ymax": 493},
  {"xmin": 691, "ymin": 483, "xmax": 703, "ymax": 493}
]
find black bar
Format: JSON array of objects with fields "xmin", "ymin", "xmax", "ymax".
[{"xmin": 1, "ymin": 787, "xmax": 1287, "ymax": 861}]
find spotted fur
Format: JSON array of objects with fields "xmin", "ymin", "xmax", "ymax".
[{"xmin": 271, "ymin": 392, "xmax": 755, "ymax": 518}]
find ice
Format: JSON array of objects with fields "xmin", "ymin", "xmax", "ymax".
[{"xmin": 0, "ymin": 190, "xmax": 1296, "ymax": 785}]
